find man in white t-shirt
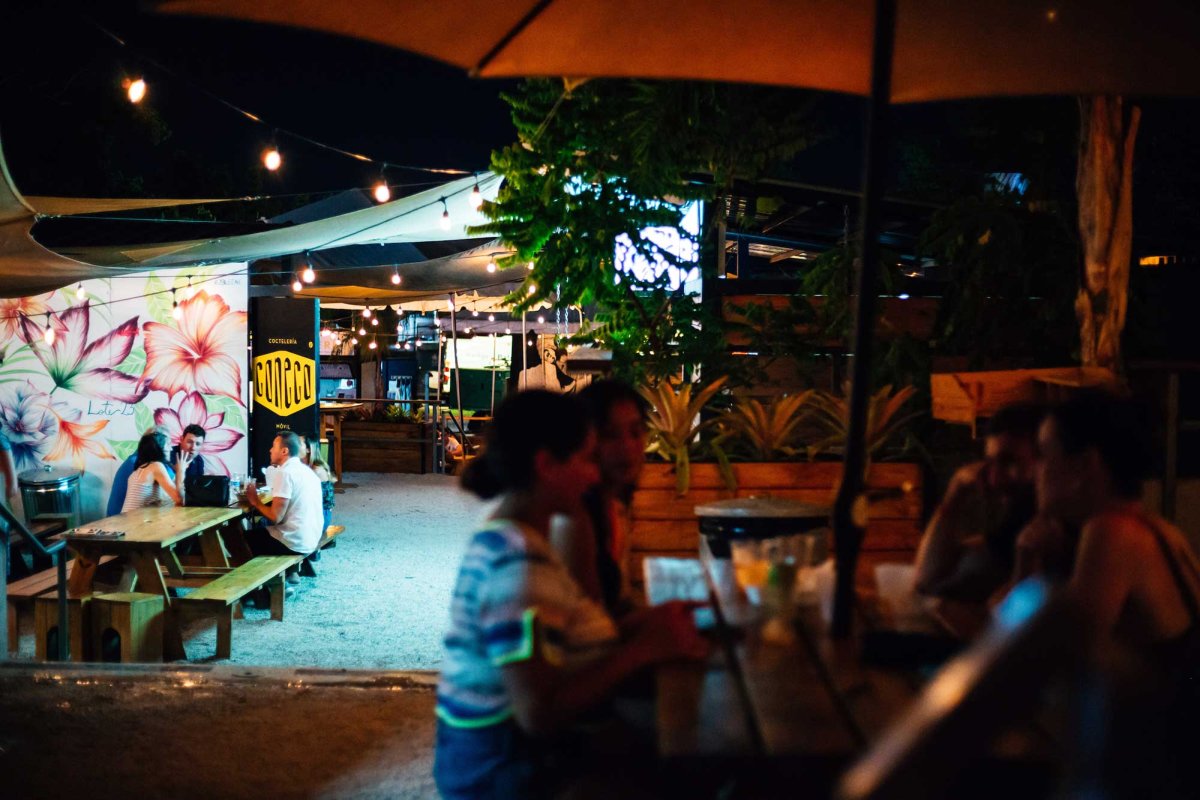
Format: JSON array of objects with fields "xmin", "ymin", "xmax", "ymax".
[{"xmin": 243, "ymin": 432, "xmax": 324, "ymax": 559}]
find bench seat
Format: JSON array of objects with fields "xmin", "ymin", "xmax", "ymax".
[
  {"xmin": 176, "ymin": 555, "xmax": 300, "ymax": 659},
  {"xmin": 7, "ymin": 556, "xmax": 118, "ymax": 654}
]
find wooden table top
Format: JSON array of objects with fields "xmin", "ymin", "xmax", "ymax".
[{"xmin": 65, "ymin": 505, "xmax": 243, "ymax": 551}]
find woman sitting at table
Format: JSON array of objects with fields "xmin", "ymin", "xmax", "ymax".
[
  {"xmin": 301, "ymin": 434, "xmax": 335, "ymax": 534},
  {"xmin": 1028, "ymin": 391, "xmax": 1200, "ymax": 794},
  {"xmin": 435, "ymin": 390, "xmax": 709, "ymax": 800},
  {"xmin": 121, "ymin": 431, "xmax": 192, "ymax": 512}
]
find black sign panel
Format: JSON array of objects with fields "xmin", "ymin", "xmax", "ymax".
[{"xmin": 249, "ymin": 297, "xmax": 320, "ymax": 474}]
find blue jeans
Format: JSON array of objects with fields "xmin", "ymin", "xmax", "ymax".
[{"xmin": 434, "ymin": 719, "xmax": 543, "ymax": 800}]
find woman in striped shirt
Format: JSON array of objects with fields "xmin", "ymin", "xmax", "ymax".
[
  {"xmin": 435, "ymin": 390, "xmax": 709, "ymax": 799},
  {"xmin": 121, "ymin": 431, "xmax": 191, "ymax": 512}
]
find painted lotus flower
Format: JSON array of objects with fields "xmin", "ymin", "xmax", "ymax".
[
  {"xmin": 142, "ymin": 290, "xmax": 246, "ymax": 403},
  {"xmin": 0, "ymin": 293, "xmax": 53, "ymax": 340},
  {"xmin": 45, "ymin": 402, "xmax": 114, "ymax": 468},
  {"xmin": 154, "ymin": 390, "xmax": 244, "ymax": 475},
  {"xmin": 17, "ymin": 301, "xmax": 146, "ymax": 404},
  {"xmin": 0, "ymin": 381, "xmax": 58, "ymax": 470}
]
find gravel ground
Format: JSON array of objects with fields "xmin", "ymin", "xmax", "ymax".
[
  {"xmin": 11, "ymin": 472, "xmax": 486, "ymax": 669},
  {"xmin": 0, "ymin": 663, "xmax": 439, "ymax": 799}
]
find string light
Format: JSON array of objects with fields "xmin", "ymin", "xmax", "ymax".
[
  {"xmin": 358, "ymin": 325, "xmax": 366, "ymax": 336},
  {"xmin": 373, "ymin": 180, "xmax": 391, "ymax": 204},
  {"xmin": 465, "ymin": 327, "xmax": 472, "ymax": 335},
  {"xmin": 184, "ymin": 275, "xmax": 194, "ymax": 299},
  {"xmin": 528, "ymin": 284, "xmax": 537, "ymax": 295},
  {"xmin": 391, "ymin": 268, "xmax": 402, "ymax": 285},
  {"xmin": 263, "ymin": 145, "xmax": 283, "ymax": 171},
  {"xmin": 291, "ymin": 275, "xmax": 303, "ymax": 292},
  {"xmin": 43, "ymin": 316, "xmax": 55, "ymax": 346},
  {"xmin": 527, "ymin": 262, "xmax": 534, "ymax": 271},
  {"xmin": 505, "ymin": 326, "xmax": 512, "ymax": 334},
  {"xmin": 469, "ymin": 181, "xmax": 483, "ymax": 210},
  {"xmin": 171, "ymin": 289, "xmax": 183, "ymax": 320},
  {"xmin": 362, "ymin": 306, "xmax": 372, "ymax": 318},
  {"xmin": 351, "ymin": 337, "xmax": 358, "ymax": 345},
  {"xmin": 488, "ymin": 314, "xmax": 495, "ymax": 322},
  {"xmin": 301, "ymin": 254, "xmax": 316, "ymax": 283},
  {"xmin": 369, "ymin": 339, "xmax": 377, "ymax": 350},
  {"xmin": 537, "ymin": 315, "xmax": 545, "ymax": 324},
  {"xmin": 486, "ymin": 260, "xmax": 497, "ymax": 273},
  {"xmin": 125, "ymin": 77, "xmax": 147, "ymax": 104},
  {"xmin": 471, "ymin": 308, "xmax": 479, "ymax": 318},
  {"xmin": 439, "ymin": 198, "xmax": 451, "ymax": 231},
  {"xmin": 75, "ymin": 283, "xmax": 86, "ymax": 300},
  {"xmin": 371, "ymin": 317, "xmax": 379, "ymax": 326}
]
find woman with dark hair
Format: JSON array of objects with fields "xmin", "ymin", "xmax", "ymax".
[
  {"xmin": 435, "ymin": 390, "xmax": 708, "ymax": 799},
  {"xmin": 1028, "ymin": 391, "xmax": 1200, "ymax": 795},
  {"xmin": 301, "ymin": 434, "xmax": 335, "ymax": 534},
  {"xmin": 121, "ymin": 430, "xmax": 190, "ymax": 511},
  {"xmin": 552, "ymin": 379, "xmax": 650, "ymax": 615}
]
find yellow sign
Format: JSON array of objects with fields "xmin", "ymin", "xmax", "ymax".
[{"xmin": 253, "ymin": 350, "xmax": 316, "ymax": 417}]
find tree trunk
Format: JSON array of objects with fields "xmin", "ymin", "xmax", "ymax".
[{"xmin": 1075, "ymin": 96, "xmax": 1141, "ymax": 370}]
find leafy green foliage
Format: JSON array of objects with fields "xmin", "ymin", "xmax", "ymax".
[
  {"xmin": 477, "ymin": 78, "xmax": 818, "ymax": 384},
  {"xmin": 719, "ymin": 392, "xmax": 815, "ymax": 462},
  {"xmin": 640, "ymin": 376, "xmax": 730, "ymax": 495},
  {"xmin": 806, "ymin": 384, "xmax": 919, "ymax": 465},
  {"xmin": 920, "ymin": 193, "xmax": 1078, "ymax": 366}
]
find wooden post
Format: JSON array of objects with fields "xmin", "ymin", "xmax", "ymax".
[{"xmin": 1075, "ymin": 96, "xmax": 1141, "ymax": 371}]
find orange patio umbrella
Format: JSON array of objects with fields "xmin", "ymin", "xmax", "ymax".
[{"xmin": 156, "ymin": 0, "xmax": 1200, "ymax": 636}]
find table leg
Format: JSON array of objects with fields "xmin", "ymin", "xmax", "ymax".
[
  {"xmin": 130, "ymin": 552, "xmax": 185, "ymax": 661},
  {"xmin": 333, "ymin": 414, "xmax": 344, "ymax": 485},
  {"xmin": 117, "ymin": 564, "xmax": 138, "ymax": 592},
  {"xmin": 221, "ymin": 523, "xmax": 254, "ymax": 566},
  {"xmin": 199, "ymin": 529, "xmax": 230, "ymax": 568},
  {"xmin": 67, "ymin": 546, "xmax": 101, "ymax": 596}
]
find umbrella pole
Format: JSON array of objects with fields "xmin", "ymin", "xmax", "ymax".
[
  {"xmin": 830, "ymin": 0, "xmax": 896, "ymax": 639},
  {"xmin": 491, "ymin": 332, "xmax": 497, "ymax": 416},
  {"xmin": 522, "ymin": 311, "xmax": 528, "ymax": 390}
]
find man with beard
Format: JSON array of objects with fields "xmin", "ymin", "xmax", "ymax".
[{"xmin": 914, "ymin": 403, "xmax": 1043, "ymax": 604}]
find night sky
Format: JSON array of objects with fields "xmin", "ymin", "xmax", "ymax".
[{"xmin": 1, "ymin": 3, "xmax": 1197, "ymax": 257}]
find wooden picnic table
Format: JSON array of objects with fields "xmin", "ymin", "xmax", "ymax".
[
  {"xmin": 63, "ymin": 505, "xmax": 247, "ymax": 661},
  {"xmin": 647, "ymin": 543, "xmax": 1057, "ymax": 793}
]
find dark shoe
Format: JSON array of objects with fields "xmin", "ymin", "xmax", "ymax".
[
  {"xmin": 299, "ymin": 558, "xmax": 317, "ymax": 578},
  {"xmin": 286, "ymin": 571, "xmax": 301, "ymax": 586}
]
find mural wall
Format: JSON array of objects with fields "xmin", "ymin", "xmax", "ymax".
[{"xmin": 0, "ymin": 265, "xmax": 248, "ymax": 523}]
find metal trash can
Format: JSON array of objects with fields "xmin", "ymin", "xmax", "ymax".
[
  {"xmin": 695, "ymin": 496, "xmax": 831, "ymax": 559},
  {"xmin": 18, "ymin": 466, "xmax": 83, "ymax": 532}
]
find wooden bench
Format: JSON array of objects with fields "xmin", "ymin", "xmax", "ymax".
[
  {"xmin": 6, "ymin": 516, "xmax": 72, "ymax": 577},
  {"xmin": 176, "ymin": 555, "xmax": 300, "ymax": 659},
  {"xmin": 319, "ymin": 524, "xmax": 345, "ymax": 549},
  {"xmin": 299, "ymin": 525, "xmax": 346, "ymax": 577},
  {"xmin": 7, "ymin": 556, "xmax": 117, "ymax": 654}
]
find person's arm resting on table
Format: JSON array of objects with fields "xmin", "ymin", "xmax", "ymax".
[{"xmin": 247, "ymin": 470, "xmax": 291, "ymax": 524}]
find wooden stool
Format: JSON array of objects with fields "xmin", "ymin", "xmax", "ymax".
[
  {"xmin": 91, "ymin": 592, "xmax": 164, "ymax": 663},
  {"xmin": 34, "ymin": 595, "xmax": 92, "ymax": 662}
]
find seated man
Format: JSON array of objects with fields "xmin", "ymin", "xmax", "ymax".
[
  {"xmin": 242, "ymin": 432, "xmax": 324, "ymax": 564},
  {"xmin": 107, "ymin": 426, "xmax": 174, "ymax": 516},
  {"xmin": 170, "ymin": 424, "xmax": 207, "ymax": 481},
  {"xmin": 914, "ymin": 403, "xmax": 1042, "ymax": 603}
]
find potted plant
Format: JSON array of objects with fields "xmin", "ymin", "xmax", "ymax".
[{"xmin": 627, "ymin": 379, "xmax": 925, "ymax": 591}]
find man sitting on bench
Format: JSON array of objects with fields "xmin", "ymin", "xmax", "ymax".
[{"xmin": 242, "ymin": 432, "xmax": 323, "ymax": 591}]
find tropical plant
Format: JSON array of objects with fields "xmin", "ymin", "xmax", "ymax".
[
  {"xmin": 806, "ymin": 384, "xmax": 920, "ymax": 467},
  {"xmin": 639, "ymin": 375, "xmax": 729, "ymax": 496},
  {"xmin": 719, "ymin": 391, "xmax": 814, "ymax": 462}
]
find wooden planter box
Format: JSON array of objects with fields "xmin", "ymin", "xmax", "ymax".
[
  {"xmin": 340, "ymin": 420, "xmax": 435, "ymax": 474},
  {"xmin": 629, "ymin": 461, "xmax": 924, "ymax": 591}
]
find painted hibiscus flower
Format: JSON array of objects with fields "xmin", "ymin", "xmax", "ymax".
[
  {"xmin": 0, "ymin": 293, "xmax": 53, "ymax": 340},
  {"xmin": 17, "ymin": 301, "xmax": 146, "ymax": 404},
  {"xmin": 45, "ymin": 402, "xmax": 114, "ymax": 469},
  {"xmin": 154, "ymin": 391, "xmax": 244, "ymax": 476},
  {"xmin": 0, "ymin": 382, "xmax": 58, "ymax": 470},
  {"xmin": 142, "ymin": 290, "xmax": 246, "ymax": 403}
]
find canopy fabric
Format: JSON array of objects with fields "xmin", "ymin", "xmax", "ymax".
[
  {"xmin": 60, "ymin": 172, "xmax": 501, "ymax": 268},
  {"xmin": 24, "ymin": 196, "xmax": 247, "ymax": 216},
  {"xmin": 156, "ymin": 0, "xmax": 1200, "ymax": 102}
]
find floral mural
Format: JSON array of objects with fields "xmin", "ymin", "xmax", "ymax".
[{"xmin": 0, "ymin": 267, "xmax": 248, "ymax": 520}]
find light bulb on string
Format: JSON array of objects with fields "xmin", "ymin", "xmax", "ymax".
[
  {"xmin": 292, "ymin": 275, "xmax": 303, "ymax": 292},
  {"xmin": 468, "ymin": 181, "xmax": 483, "ymax": 210},
  {"xmin": 362, "ymin": 306, "xmax": 372, "ymax": 319},
  {"xmin": 184, "ymin": 275, "xmax": 194, "ymax": 300},
  {"xmin": 373, "ymin": 181, "xmax": 391, "ymax": 204},
  {"xmin": 125, "ymin": 77, "xmax": 147, "ymax": 104},
  {"xmin": 263, "ymin": 146, "xmax": 283, "ymax": 171},
  {"xmin": 351, "ymin": 337, "xmax": 358, "ymax": 346},
  {"xmin": 486, "ymin": 260, "xmax": 497, "ymax": 273},
  {"xmin": 171, "ymin": 289, "xmax": 183, "ymax": 320},
  {"xmin": 488, "ymin": 314, "xmax": 495, "ymax": 322},
  {"xmin": 75, "ymin": 283, "xmax": 86, "ymax": 300},
  {"xmin": 301, "ymin": 254, "xmax": 316, "ymax": 283},
  {"xmin": 358, "ymin": 326, "xmax": 366, "ymax": 336},
  {"xmin": 369, "ymin": 339, "xmax": 377, "ymax": 350},
  {"xmin": 505, "ymin": 327, "xmax": 512, "ymax": 334},
  {"xmin": 527, "ymin": 262, "xmax": 534, "ymax": 271},
  {"xmin": 471, "ymin": 308, "xmax": 479, "ymax": 318},
  {"xmin": 371, "ymin": 317, "xmax": 379, "ymax": 327},
  {"xmin": 43, "ymin": 316, "xmax": 55, "ymax": 346},
  {"xmin": 537, "ymin": 315, "xmax": 545, "ymax": 324},
  {"xmin": 439, "ymin": 198, "xmax": 451, "ymax": 231},
  {"xmin": 528, "ymin": 284, "xmax": 537, "ymax": 295},
  {"xmin": 391, "ymin": 268, "xmax": 402, "ymax": 285}
]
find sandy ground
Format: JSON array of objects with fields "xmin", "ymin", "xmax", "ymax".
[
  {"xmin": 11, "ymin": 472, "xmax": 486, "ymax": 669},
  {"xmin": 0, "ymin": 663, "xmax": 439, "ymax": 799}
]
